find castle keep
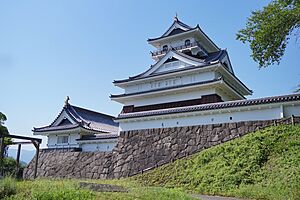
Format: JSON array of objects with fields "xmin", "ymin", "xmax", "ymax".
[{"xmin": 111, "ymin": 17, "xmax": 300, "ymax": 131}]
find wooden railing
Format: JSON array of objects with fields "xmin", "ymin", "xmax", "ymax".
[{"xmin": 151, "ymin": 41, "xmax": 208, "ymax": 57}]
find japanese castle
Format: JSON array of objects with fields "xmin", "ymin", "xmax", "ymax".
[
  {"xmin": 34, "ymin": 17, "xmax": 300, "ymax": 151},
  {"xmin": 111, "ymin": 17, "xmax": 300, "ymax": 131}
]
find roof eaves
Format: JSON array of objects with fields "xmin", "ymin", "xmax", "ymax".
[
  {"xmin": 114, "ymin": 49, "xmax": 211, "ymax": 85},
  {"xmin": 148, "ymin": 26, "xmax": 198, "ymax": 42},
  {"xmin": 33, "ymin": 124, "xmax": 81, "ymax": 132},
  {"xmin": 196, "ymin": 25, "xmax": 220, "ymax": 51},
  {"xmin": 113, "ymin": 62, "xmax": 220, "ymax": 85},
  {"xmin": 116, "ymin": 94, "xmax": 300, "ymax": 120},
  {"xmin": 218, "ymin": 62, "xmax": 253, "ymax": 94},
  {"xmin": 111, "ymin": 78, "xmax": 222, "ymax": 99}
]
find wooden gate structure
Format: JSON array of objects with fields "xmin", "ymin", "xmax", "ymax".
[{"xmin": 0, "ymin": 134, "xmax": 42, "ymax": 179}]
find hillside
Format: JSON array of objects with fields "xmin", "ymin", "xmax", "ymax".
[
  {"xmin": 8, "ymin": 148, "xmax": 35, "ymax": 164},
  {"xmin": 133, "ymin": 125, "xmax": 300, "ymax": 200}
]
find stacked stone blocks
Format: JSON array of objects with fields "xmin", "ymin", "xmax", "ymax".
[{"xmin": 23, "ymin": 117, "xmax": 299, "ymax": 179}]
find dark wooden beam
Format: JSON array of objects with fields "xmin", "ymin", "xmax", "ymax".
[
  {"xmin": 11, "ymin": 141, "xmax": 33, "ymax": 145},
  {"xmin": 16, "ymin": 144, "xmax": 21, "ymax": 176},
  {"xmin": 0, "ymin": 134, "xmax": 42, "ymax": 179},
  {"xmin": 0, "ymin": 134, "xmax": 42, "ymax": 143},
  {"xmin": 33, "ymin": 141, "xmax": 40, "ymax": 179},
  {"xmin": 0, "ymin": 136, "xmax": 4, "ymax": 177}
]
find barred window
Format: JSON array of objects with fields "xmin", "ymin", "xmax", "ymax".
[{"xmin": 57, "ymin": 136, "xmax": 68, "ymax": 144}]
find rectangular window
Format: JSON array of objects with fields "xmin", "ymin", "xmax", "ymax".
[{"xmin": 57, "ymin": 136, "xmax": 68, "ymax": 144}]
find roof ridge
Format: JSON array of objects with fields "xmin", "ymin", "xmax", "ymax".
[
  {"xmin": 48, "ymin": 107, "xmax": 67, "ymax": 127},
  {"xmin": 70, "ymin": 104, "xmax": 116, "ymax": 119},
  {"xmin": 162, "ymin": 19, "xmax": 192, "ymax": 36},
  {"xmin": 176, "ymin": 19, "xmax": 192, "ymax": 29},
  {"xmin": 67, "ymin": 105, "xmax": 86, "ymax": 124}
]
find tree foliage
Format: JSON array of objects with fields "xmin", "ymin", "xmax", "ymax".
[
  {"xmin": 0, "ymin": 112, "xmax": 11, "ymax": 156},
  {"xmin": 236, "ymin": 0, "xmax": 300, "ymax": 67},
  {"xmin": 0, "ymin": 112, "xmax": 9, "ymax": 136}
]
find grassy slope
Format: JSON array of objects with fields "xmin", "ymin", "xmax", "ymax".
[
  {"xmin": 133, "ymin": 125, "xmax": 300, "ymax": 200},
  {"xmin": 3, "ymin": 178, "xmax": 194, "ymax": 200}
]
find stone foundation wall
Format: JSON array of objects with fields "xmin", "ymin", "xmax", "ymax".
[
  {"xmin": 23, "ymin": 117, "xmax": 299, "ymax": 179},
  {"xmin": 23, "ymin": 149, "xmax": 113, "ymax": 179}
]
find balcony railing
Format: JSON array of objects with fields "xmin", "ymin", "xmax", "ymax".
[{"xmin": 151, "ymin": 41, "xmax": 208, "ymax": 57}]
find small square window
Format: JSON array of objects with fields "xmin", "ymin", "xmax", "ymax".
[{"xmin": 57, "ymin": 136, "xmax": 68, "ymax": 144}]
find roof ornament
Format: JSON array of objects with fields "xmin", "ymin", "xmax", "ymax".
[
  {"xmin": 174, "ymin": 12, "xmax": 178, "ymax": 21},
  {"xmin": 64, "ymin": 96, "xmax": 70, "ymax": 107}
]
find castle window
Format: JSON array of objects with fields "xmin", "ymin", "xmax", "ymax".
[
  {"xmin": 162, "ymin": 45, "xmax": 168, "ymax": 52},
  {"xmin": 185, "ymin": 39, "xmax": 191, "ymax": 46},
  {"xmin": 57, "ymin": 135, "xmax": 68, "ymax": 144}
]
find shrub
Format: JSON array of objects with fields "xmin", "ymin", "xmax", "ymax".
[{"xmin": 0, "ymin": 176, "xmax": 17, "ymax": 199}]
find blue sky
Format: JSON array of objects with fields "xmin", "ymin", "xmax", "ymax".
[{"xmin": 1, "ymin": 1, "xmax": 299, "ymax": 149}]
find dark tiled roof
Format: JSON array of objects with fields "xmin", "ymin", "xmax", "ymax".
[
  {"xmin": 33, "ymin": 104, "xmax": 119, "ymax": 133},
  {"xmin": 113, "ymin": 50, "xmax": 227, "ymax": 84},
  {"xmin": 148, "ymin": 26, "xmax": 197, "ymax": 42},
  {"xmin": 167, "ymin": 28, "xmax": 186, "ymax": 36},
  {"xmin": 76, "ymin": 133, "xmax": 119, "ymax": 141},
  {"xmin": 116, "ymin": 93, "xmax": 300, "ymax": 120},
  {"xmin": 111, "ymin": 78, "xmax": 223, "ymax": 99},
  {"xmin": 33, "ymin": 124, "xmax": 80, "ymax": 132},
  {"xmin": 175, "ymin": 19, "xmax": 192, "ymax": 29},
  {"xmin": 148, "ymin": 23, "xmax": 219, "ymax": 51},
  {"xmin": 153, "ymin": 19, "xmax": 192, "ymax": 40}
]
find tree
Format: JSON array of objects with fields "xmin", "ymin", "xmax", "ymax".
[
  {"xmin": 0, "ymin": 112, "xmax": 10, "ymax": 156},
  {"xmin": 236, "ymin": 0, "xmax": 300, "ymax": 68},
  {"xmin": 0, "ymin": 112, "xmax": 9, "ymax": 135}
]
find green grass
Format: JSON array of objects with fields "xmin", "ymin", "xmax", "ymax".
[
  {"xmin": 0, "ymin": 176, "xmax": 17, "ymax": 199},
  {"xmin": 4, "ymin": 125, "xmax": 299, "ymax": 200},
  {"xmin": 3, "ymin": 178, "xmax": 194, "ymax": 200},
  {"xmin": 133, "ymin": 125, "xmax": 300, "ymax": 200}
]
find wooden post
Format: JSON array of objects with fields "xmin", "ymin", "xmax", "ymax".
[
  {"xmin": 16, "ymin": 144, "xmax": 21, "ymax": 176},
  {"xmin": 32, "ymin": 141, "xmax": 40, "ymax": 179},
  {"xmin": 291, "ymin": 115, "xmax": 295, "ymax": 126},
  {"xmin": 0, "ymin": 134, "xmax": 4, "ymax": 177}
]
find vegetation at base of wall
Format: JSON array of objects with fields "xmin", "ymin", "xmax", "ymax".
[
  {"xmin": 0, "ymin": 176, "xmax": 17, "ymax": 199},
  {"xmin": 133, "ymin": 125, "xmax": 300, "ymax": 200},
  {"xmin": 1, "ymin": 157, "xmax": 26, "ymax": 178},
  {"xmin": 2, "ymin": 178, "xmax": 194, "ymax": 200}
]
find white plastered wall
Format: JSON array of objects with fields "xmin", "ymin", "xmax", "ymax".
[
  {"xmin": 47, "ymin": 133, "xmax": 80, "ymax": 148},
  {"xmin": 80, "ymin": 140, "xmax": 117, "ymax": 152},
  {"xmin": 118, "ymin": 103, "xmax": 300, "ymax": 131},
  {"xmin": 124, "ymin": 71, "xmax": 216, "ymax": 94}
]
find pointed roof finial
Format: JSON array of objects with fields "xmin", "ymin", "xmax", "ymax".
[
  {"xmin": 64, "ymin": 96, "xmax": 70, "ymax": 107},
  {"xmin": 174, "ymin": 12, "xmax": 178, "ymax": 21}
]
